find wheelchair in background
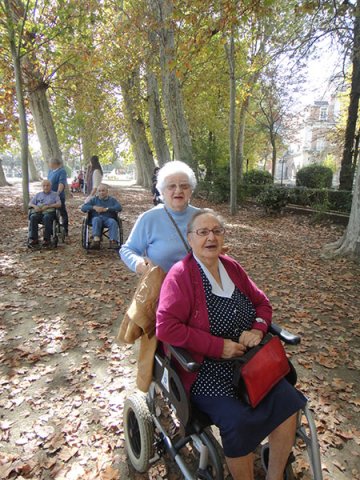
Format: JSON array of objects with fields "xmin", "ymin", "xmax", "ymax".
[
  {"xmin": 27, "ymin": 208, "xmax": 65, "ymax": 249},
  {"xmin": 123, "ymin": 324, "xmax": 323, "ymax": 480},
  {"xmin": 81, "ymin": 210, "xmax": 123, "ymax": 251}
]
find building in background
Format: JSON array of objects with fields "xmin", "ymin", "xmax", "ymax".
[{"xmin": 276, "ymin": 94, "xmax": 340, "ymax": 185}]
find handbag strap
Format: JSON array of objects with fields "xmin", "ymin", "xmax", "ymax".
[{"xmin": 164, "ymin": 206, "xmax": 191, "ymax": 254}]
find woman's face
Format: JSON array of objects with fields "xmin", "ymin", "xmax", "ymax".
[
  {"xmin": 188, "ymin": 214, "xmax": 225, "ymax": 264},
  {"xmin": 162, "ymin": 173, "xmax": 192, "ymax": 211}
]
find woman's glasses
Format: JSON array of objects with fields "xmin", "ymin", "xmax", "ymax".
[
  {"xmin": 190, "ymin": 227, "xmax": 225, "ymax": 237},
  {"xmin": 165, "ymin": 183, "xmax": 191, "ymax": 191}
]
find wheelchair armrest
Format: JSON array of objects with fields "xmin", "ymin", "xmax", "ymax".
[
  {"xmin": 167, "ymin": 344, "xmax": 202, "ymax": 373},
  {"xmin": 269, "ymin": 323, "xmax": 301, "ymax": 345}
]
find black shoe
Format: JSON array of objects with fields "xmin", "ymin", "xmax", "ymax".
[
  {"xmin": 28, "ymin": 239, "xmax": 39, "ymax": 247},
  {"xmin": 92, "ymin": 240, "xmax": 100, "ymax": 250},
  {"xmin": 42, "ymin": 239, "xmax": 51, "ymax": 247}
]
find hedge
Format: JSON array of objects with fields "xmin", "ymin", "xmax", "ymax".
[
  {"xmin": 195, "ymin": 179, "xmax": 352, "ymax": 214},
  {"xmin": 296, "ymin": 164, "xmax": 333, "ymax": 189}
]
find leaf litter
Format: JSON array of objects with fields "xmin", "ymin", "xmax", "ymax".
[{"xmin": 0, "ymin": 182, "xmax": 359, "ymax": 479}]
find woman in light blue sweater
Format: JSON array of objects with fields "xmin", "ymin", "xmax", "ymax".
[{"xmin": 120, "ymin": 161, "xmax": 199, "ymax": 273}]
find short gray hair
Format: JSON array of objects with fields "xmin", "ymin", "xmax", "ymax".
[
  {"xmin": 156, "ymin": 160, "xmax": 197, "ymax": 194},
  {"xmin": 187, "ymin": 209, "xmax": 225, "ymax": 234}
]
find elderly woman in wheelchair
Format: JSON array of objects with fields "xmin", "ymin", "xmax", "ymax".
[{"xmin": 123, "ymin": 209, "xmax": 323, "ymax": 480}]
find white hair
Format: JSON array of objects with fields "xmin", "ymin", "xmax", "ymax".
[{"xmin": 156, "ymin": 160, "xmax": 197, "ymax": 194}]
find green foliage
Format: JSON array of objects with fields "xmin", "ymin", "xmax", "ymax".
[
  {"xmin": 243, "ymin": 169, "xmax": 273, "ymax": 185},
  {"xmin": 257, "ymin": 186, "xmax": 289, "ymax": 213},
  {"xmin": 196, "ymin": 165, "xmax": 230, "ymax": 203},
  {"xmin": 288, "ymin": 187, "xmax": 352, "ymax": 213},
  {"xmin": 322, "ymin": 154, "xmax": 337, "ymax": 173},
  {"xmin": 296, "ymin": 164, "xmax": 333, "ymax": 188}
]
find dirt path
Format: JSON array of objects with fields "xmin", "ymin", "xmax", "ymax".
[{"xmin": 0, "ymin": 182, "xmax": 359, "ymax": 480}]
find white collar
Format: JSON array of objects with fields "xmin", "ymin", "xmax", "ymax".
[{"xmin": 194, "ymin": 254, "xmax": 235, "ymax": 298}]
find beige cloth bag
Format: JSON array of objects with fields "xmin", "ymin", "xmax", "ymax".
[{"xmin": 117, "ymin": 265, "xmax": 166, "ymax": 391}]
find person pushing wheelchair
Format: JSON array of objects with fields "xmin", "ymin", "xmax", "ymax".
[{"xmin": 156, "ymin": 209, "xmax": 307, "ymax": 480}]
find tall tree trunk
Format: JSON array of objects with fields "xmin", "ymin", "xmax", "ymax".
[
  {"xmin": 0, "ymin": 158, "xmax": 11, "ymax": 186},
  {"xmin": 28, "ymin": 84, "xmax": 62, "ymax": 164},
  {"xmin": 3, "ymin": 0, "xmax": 29, "ymax": 210},
  {"xmin": 270, "ymin": 129, "xmax": 277, "ymax": 178},
  {"xmin": 235, "ymin": 98, "xmax": 249, "ymax": 182},
  {"xmin": 120, "ymin": 71, "xmax": 155, "ymax": 188},
  {"xmin": 339, "ymin": 0, "xmax": 360, "ymax": 191},
  {"xmin": 10, "ymin": 0, "xmax": 62, "ymax": 168},
  {"xmin": 324, "ymin": 162, "xmax": 360, "ymax": 260},
  {"xmin": 28, "ymin": 150, "xmax": 41, "ymax": 181},
  {"xmin": 149, "ymin": 0, "xmax": 195, "ymax": 172},
  {"xmin": 225, "ymin": 33, "xmax": 237, "ymax": 215},
  {"xmin": 204, "ymin": 131, "xmax": 215, "ymax": 181},
  {"xmin": 146, "ymin": 69, "xmax": 171, "ymax": 166}
]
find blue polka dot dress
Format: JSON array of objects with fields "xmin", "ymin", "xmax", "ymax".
[{"xmin": 191, "ymin": 266, "xmax": 256, "ymax": 397}]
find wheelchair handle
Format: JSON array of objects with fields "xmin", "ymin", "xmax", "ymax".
[
  {"xmin": 166, "ymin": 344, "xmax": 202, "ymax": 373},
  {"xmin": 270, "ymin": 323, "xmax": 301, "ymax": 345}
]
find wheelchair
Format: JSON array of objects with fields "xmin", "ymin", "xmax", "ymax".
[
  {"xmin": 27, "ymin": 208, "xmax": 65, "ymax": 249},
  {"xmin": 81, "ymin": 210, "xmax": 123, "ymax": 251},
  {"xmin": 123, "ymin": 324, "xmax": 323, "ymax": 480}
]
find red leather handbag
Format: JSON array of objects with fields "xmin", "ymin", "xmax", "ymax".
[{"xmin": 232, "ymin": 334, "xmax": 290, "ymax": 408}]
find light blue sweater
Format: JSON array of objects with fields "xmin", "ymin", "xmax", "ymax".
[{"xmin": 120, "ymin": 204, "xmax": 199, "ymax": 272}]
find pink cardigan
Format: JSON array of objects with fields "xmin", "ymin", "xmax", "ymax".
[{"xmin": 156, "ymin": 253, "xmax": 272, "ymax": 394}]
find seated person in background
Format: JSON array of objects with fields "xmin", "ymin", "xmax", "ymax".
[
  {"xmin": 28, "ymin": 179, "xmax": 61, "ymax": 246},
  {"xmin": 81, "ymin": 183, "xmax": 122, "ymax": 249}
]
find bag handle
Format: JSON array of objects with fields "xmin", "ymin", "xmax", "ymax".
[{"xmin": 164, "ymin": 206, "xmax": 191, "ymax": 254}]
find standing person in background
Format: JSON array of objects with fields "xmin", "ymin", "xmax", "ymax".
[
  {"xmin": 85, "ymin": 155, "xmax": 103, "ymax": 200},
  {"xmin": 151, "ymin": 166, "xmax": 161, "ymax": 205},
  {"xmin": 48, "ymin": 158, "xmax": 69, "ymax": 236}
]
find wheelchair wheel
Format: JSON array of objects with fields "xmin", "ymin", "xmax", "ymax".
[
  {"xmin": 296, "ymin": 405, "xmax": 323, "ymax": 480},
  {"xmin": 117, "ymin": 217, "xmax": 124, "ymax": 247},
  {"xmin": 52, "ymin": 219, "xmax": 58, "ymax": 248},
  {"xmin": 123, "ymin": 393, "xmax": 154, "ymax": 473},
  {"xmin": 59, "ymin": 224, "xmax": 66, "ymax": 243},
  {"xmin": 81, "ymin": 217, "xmax": 90, "ymax": 250}
]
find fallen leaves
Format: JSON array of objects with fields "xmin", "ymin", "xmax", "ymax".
[{"xmin": 0, "ymin": 184, "xmax": 360, "ymax": 480}]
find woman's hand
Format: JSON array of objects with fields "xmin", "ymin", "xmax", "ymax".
[
  {"xmin": 221, "ymin": 339, "xmax": 247, "ymax": 359},
  {"xmin": 239, "ymin": 329, "xmax": 264, "ymax": 348},
  {"xmin": 135, "ymin": 257, "xmax": 154, "ymax": 275}
]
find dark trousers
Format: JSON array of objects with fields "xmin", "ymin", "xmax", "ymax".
[
  {"xmin": 59, "ymin": 197, "xmax": 68, "ymax": 233},
  {"xmin": 29, "ymin": 212, "xmax": 55, "ymax": 241}
]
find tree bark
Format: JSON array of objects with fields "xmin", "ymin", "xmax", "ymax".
[
  {"xmin": 270, "ymin": 129, "xmax": 277, "ymax": 178},
  {"xmin": 339, "ymin": 0, "xmax": 360, "ymax": 191},
  {"xmin": 28, "ymin": 84, "xmax": 62, "ymax": 164},
  {"xmin": 3, "ymin": 0, "xmax": 30, "ymax": 209},
  {"xmin": 28, "ymin": 150, "xmax": 41, "ymax": 181},
  {"xmin": 324, "ymin": 159, "xmax": 360, "ymax": 260},
  {"xmin": 149, "ymin": 0, "xmax": 195, "ymax": 172},
  {"xmin": 0, "ymin": 158, "xmax": 11, "ymax": 186},
  {"xmin": 146, "ymin": 68, "xmax": 171, "ymax": 166},
  {"xmin": 9, "ymin": 0, "xmax": 62, "ymax": 168},
  {"xmin": 225, "ymin": 33, "xmax": 237, "ymax": 215},
  {"xmin": 120, "ymin": 71, "xmax": 155, "ymax": 188},
  {"xmin": 235, "ymin": 98, "xmax": 249, "ymax": 182}
]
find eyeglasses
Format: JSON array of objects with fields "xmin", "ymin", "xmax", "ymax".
[
  {"xmin": 165, "ymin": 183, "xmax": 191, "ymax": 191},
  {"xmin": 190, "ymin": 227, "xmax": 225, "ymax": 237}
]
